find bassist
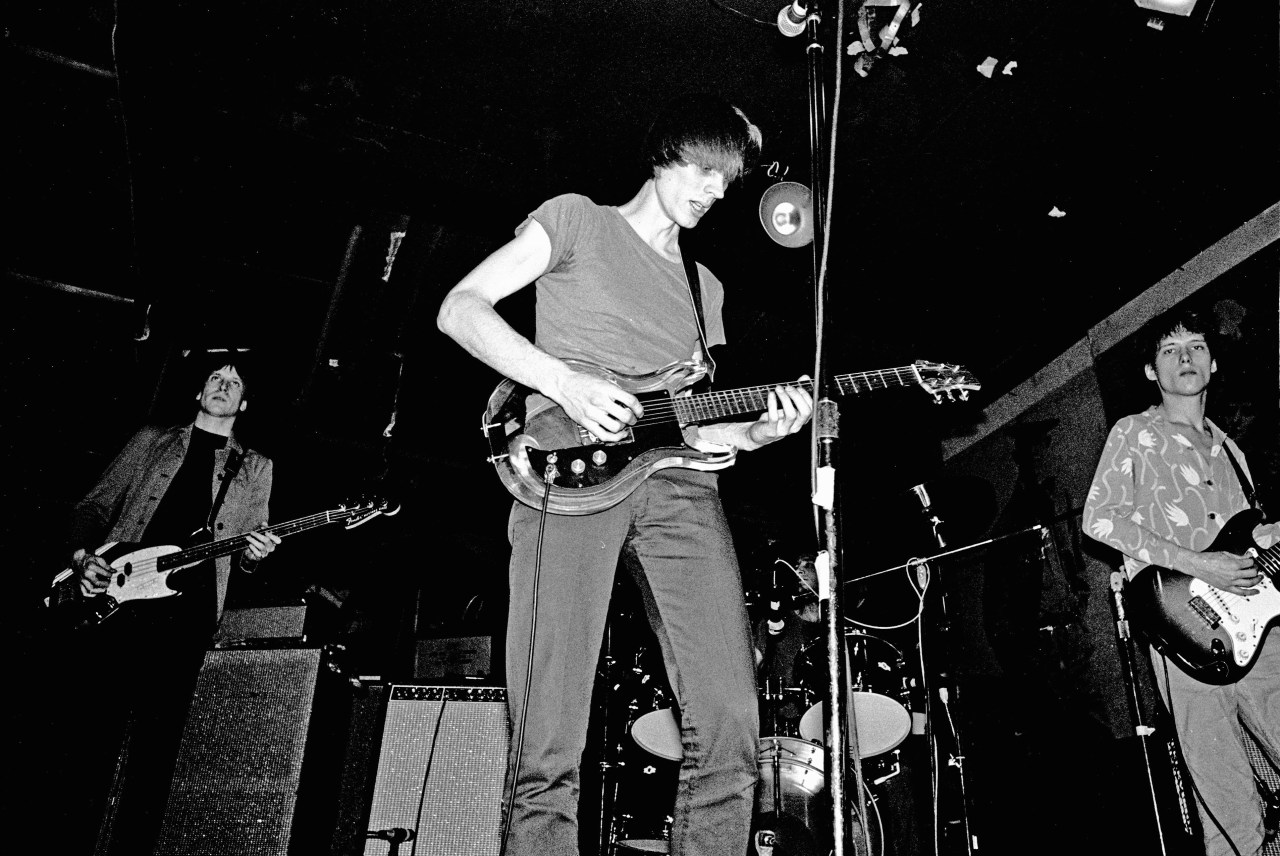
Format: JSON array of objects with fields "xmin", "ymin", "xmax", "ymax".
[
  {"xmin": 1083, "ymin": 307, "xmax": 1278, "ymax": 856},
  {"xmin": 45, "ymin": 352, "xmax": 280, "ymax": 855}
]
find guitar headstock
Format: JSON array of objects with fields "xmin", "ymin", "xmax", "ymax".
[
  {"xmin": 912, "ymin": 361, "xmax": 981, "ymax": 403},
  {"xmin": 340, "ymin": 494, "xmax": 401, "ymax": 529}
]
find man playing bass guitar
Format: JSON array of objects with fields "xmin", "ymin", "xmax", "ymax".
[
  {"xmin": 1083, "ymin": 307, "xmax": 1279, "ymax": 856},
  {"xmin": 42, "ymin": 351, "xmax": 280, "ymax": 856}
]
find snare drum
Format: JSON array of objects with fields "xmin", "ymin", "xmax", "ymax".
[
  {"xmin": 796, "ymin": 631, "xmax": 912, "ymax": 758},
  {"xmin": 754, "ymin": 736, "xmax": 828, "ymax": 852}
]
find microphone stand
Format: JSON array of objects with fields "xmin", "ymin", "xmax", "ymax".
[
  {"xmin": 789, "ymin": 4, "xmax": 867, "ymax": 856},
  {"xmin": 911, "ymin": 486, "xmax": 975, "ymax": 856},
  {"xmin": 1109, "ymin": 571, "xmax": 1197, "ymax": 854}
]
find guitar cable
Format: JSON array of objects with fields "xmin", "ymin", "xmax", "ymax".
[{"xmin": 498, "ymin": 460, "xmax": 558, "ymax": 856}]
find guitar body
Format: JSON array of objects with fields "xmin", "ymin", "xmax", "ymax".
[
  {"xmin": 44, "ymin": 496, "xmax": 397, "ymax": 630},
  {"xmin": 483, "ymin": 357, "xmax": 980, "ymax": 515},
  {"xmin": 1127, "ymin": 509, "xmax": 1280, "ymax": 684},
  {"xmin": 47, "ymin": 542, "xmax": 190, "ymax": 628},
  {"xmin": 484, "ymin": 359, "xmax": 735, "ymax": 516}
]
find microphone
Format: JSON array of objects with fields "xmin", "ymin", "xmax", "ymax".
[
  {"xmin": 777, "ymin": 1, "xmax": 810, "ymax": 37},
  {"xmin": 767, "ymin": 566, "xmax": 786, "ymax": 635}
]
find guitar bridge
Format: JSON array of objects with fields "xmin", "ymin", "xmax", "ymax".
[
  {"xmin": 1188, "ymin": 596, "xmax": 1221, "ymax": 629},
  {"xmin": 578, "ymin": 425, "xmax": 635, "ymax": 445}
]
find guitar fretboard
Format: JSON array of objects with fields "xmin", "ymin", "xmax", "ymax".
[
  {"xmin": 673, "ymin": 367, "xmax": 917, "ymax": 423},
  {"xmin": 155, "ymin": 508, "xmax": 365, "ymax": 571}
]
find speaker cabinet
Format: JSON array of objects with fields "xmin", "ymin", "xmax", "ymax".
[
  {"xmin": 154, "ymin": 646, "xmax": 350, "ymax": 855},
  {"xmin": 363, "ymin": 685, "xmax": 509, "ymax": 856}
]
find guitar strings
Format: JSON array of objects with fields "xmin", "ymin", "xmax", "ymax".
[
  {"xmin": 156, "ymin": 509, "xmax": 365, "ymax": 568},
  {"xmin": 623, "ymin": 366, "xmax": 925, "ymax": 428}
]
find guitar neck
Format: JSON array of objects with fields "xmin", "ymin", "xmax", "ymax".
[
  {"xmin": 155, "ymin": 510, "xmax": 358, "ymax": 571},
  {"xmin": 674, "ymin": 367, "xmax": 917, "ymax": 423}
]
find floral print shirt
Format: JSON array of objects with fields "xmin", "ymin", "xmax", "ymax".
[{"xmin": 1082, "ymin": 406, "xmax": 1275, "ymax": 577}]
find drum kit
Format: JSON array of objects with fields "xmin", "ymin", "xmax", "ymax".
[
  {"xmin": 589, "ymin": 476, "xmax": 1001, "ymax": 856},
  {"xmin": 599, "ymin": 626, "xmax": 916, "ymax": 856}
]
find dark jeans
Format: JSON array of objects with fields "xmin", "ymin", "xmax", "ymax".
[
  {"xmin": 504, "ymin": 469, "xmax": 759, "ymax": 856},
  {"xmin": 35, "ymin": 576, "xmax": 215, "ymax": 855}
]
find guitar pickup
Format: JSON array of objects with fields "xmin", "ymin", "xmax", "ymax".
[{"xmin": 1188, "ymin": 596, "xmax": 1221, "ymax": 629}]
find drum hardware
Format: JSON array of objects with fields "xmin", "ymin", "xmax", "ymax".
[
  {"xmin": 864, "ymin": 748, "xmax": 901, "ymax": 787},
  {"xmin": 758, "ymin": 677, "xmax": 812, "ymax": 740}
]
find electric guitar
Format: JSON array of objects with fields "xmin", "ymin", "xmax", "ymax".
[
  {"xmin": 1126, "ymin": 508, "xmax": 1279, "ymax": 684},
  {"xmin": 46, "ymin": 496, "xmax": 399, "ymax": 629},
  {"xmin": 482, "ymin": 358, "xmax": 979, "ymax": 515}
]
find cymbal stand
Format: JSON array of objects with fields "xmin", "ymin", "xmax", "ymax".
[{"xmin": 911, "ymin": 485, "xmax": 975, "ymax": 856}]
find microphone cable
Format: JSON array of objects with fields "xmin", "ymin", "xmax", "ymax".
[{"xmin": 499, "ymin": 463, "xmax": 557, "ymax": 856}]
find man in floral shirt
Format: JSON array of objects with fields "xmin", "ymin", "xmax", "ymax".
[{"xmin": 1083, "ymin": 307, "xmax": 1278, "ymax": 856}]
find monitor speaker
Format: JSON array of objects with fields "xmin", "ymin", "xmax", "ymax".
[
  {"xmin": 362, "ymin": 685, "xmax": 509, "ymax": 856},
  {"xmin": 153, "ymin": 646, "xmax": 350, "ymax": 855}
]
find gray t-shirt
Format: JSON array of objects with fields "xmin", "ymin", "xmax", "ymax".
[{"xmin": 524, "ymin": 193, "xmax": 726, "ymax": 375}]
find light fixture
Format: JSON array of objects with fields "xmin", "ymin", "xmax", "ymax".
[
  {"xmin": 1133, "ymin": 0, "xmax": 1198, "ymax": 15},
  {"xmin": 759, "ymin": 181, "xmax": 813, "ymax": 248}
]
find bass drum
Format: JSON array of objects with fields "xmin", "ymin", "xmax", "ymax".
[
  {"xmin": 752, "ymin": 737, "xmax": 881, "ymax": 856},
  {"xmin": 796, "ymin": 631, "xmax": 912, "ymax": 759}
]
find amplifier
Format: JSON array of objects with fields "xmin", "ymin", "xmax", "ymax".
[
  {"xmin": 153, "ymin": 646, "xmax": 350, "ymax": 855},
  {"xmin": 363, "ymin": 685, "xmax": 509, "ymax": 856}
]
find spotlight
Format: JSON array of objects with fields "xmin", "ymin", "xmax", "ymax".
[{"xmin": 759, "ymin": 181, "xmax": 813, "ymax": 248}]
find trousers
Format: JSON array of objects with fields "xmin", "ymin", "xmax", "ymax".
[
  {"xmin": 503, "ymin": 469, "xmax": 759, "ymax": 856},
  {"xmin": 1156, "ymin": 631, "xmax": 1280, "ymax": 856}
]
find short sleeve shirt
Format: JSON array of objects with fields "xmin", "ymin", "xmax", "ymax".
[{"xmin": 525, "ymin": 193, "xmax": 726, "ymax": 374}]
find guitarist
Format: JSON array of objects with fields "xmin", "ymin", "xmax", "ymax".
[
  {"xmin": 437, "ymin": 93, "xmax": 812, "ymax": 856},
  {"xmin": 1082, "ymin": 307, "xmax": 1279, "ymax": 856},
  {"xmin": 45, "ymin": 352, "xmax": 280, "ymax": 855}
]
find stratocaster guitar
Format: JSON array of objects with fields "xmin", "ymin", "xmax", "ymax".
[
  {"xmin": 45, "ymin": 496, "xmax": 399, "ymax": 629},
  {"xmin": 1126, "ymin": 508, "xmax": 1279, "ymax": 684},
  {"xmin": 482, "ymin": 358, "xmax": 979, "ymax": 515}
]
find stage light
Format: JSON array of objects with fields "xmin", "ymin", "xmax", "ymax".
[
  {"xmin": 1133, "ymin": 0, "xmax": 1198, "ymax": 15},
  {"xmin": 759, "ymin": 181, "xmax": 813, "ymax": 248}
]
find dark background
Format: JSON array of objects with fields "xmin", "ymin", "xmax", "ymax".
[{"xmin": 5, "ymin": 2, "xmax": 1277, "ymax": 855}]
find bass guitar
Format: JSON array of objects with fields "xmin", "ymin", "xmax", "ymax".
[
  {"xmin": 482, "ymin": 358, "xmax": 979, "ymax": 515},
  {"xmin": 46, "ymin": 496, "xmax": 398, "ymax": 628},
  {"xmin": 1126, "ymin": 508, "xmax": 1279, "ymax": 684}
]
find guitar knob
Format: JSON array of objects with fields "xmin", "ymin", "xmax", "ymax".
[
  {"xmin": 570, "ymin": 459, "xmax": 587, "ymax": 475},
  {"xmin": 592, "ymin": 450, "xmax": 607, "ymax": 465}
]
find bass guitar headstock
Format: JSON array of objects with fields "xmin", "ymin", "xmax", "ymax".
[{"xmin": 340, "ymin": 494, "xmax": 401, "ymax": 529}]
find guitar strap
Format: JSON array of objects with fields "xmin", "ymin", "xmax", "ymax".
[
  {"xmin": 205, "ymin": 448, "xmax": 244, "ymax": 534},
  {"xmin": 680, "ymin": 247, "xmax": 717, "ymax": 382},
  {"xmin": 1221, "ymin": 438, "xmax": 1264, "ymax": 515}
]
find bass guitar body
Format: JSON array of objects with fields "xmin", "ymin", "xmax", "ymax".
[{"xmin": 47, "ymin": 542, "xmax": 190, "ymax": 629}]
